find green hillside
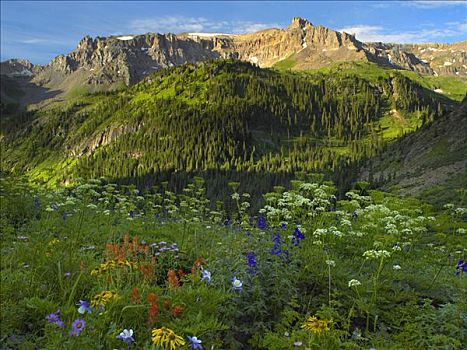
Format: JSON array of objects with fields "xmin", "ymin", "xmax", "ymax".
[{"xmin": 1, "ymin": 60, "xmax": 460, "ymax": 203}]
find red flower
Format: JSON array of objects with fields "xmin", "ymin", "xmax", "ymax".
[
  {"xmin": 172, "ymin": 305, "xmax": 183, "ymax": 318},
  {"xmin": 131, "ymin": 287, "xmax": 139, "ymax": 303},
  {"xmin": 147, "ymin": 292, "xmax": 157, "ymax": 304}
]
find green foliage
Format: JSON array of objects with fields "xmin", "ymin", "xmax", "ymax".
[
  {"xmin": 2, "ymin": 60, "xmax": 456, "ymax": 203},
  {"xmin": 1, "ymin": 175, "xmax": 465, "ymax": 349}
]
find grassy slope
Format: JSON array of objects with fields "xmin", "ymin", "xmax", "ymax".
[
  {"xmin": 359, "ymin": 100, "xmax": 466, "ymax": 206},
  {"xmin": 2, "ymin": 61, "xmax": 463, "ymax": 202}
]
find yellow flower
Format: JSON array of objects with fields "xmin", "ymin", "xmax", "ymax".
[
  {"xmin": 91, "ymin": 290, "xmax": 117, "ymax": 308},
  {"xmin": 301, "ymin": 316, "xmax": 331, "ymax": 334},
  {"xmin": 151, "ymin": 327, "xmax": 186, "ymax": 349}
]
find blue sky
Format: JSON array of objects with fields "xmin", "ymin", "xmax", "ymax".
[{"xmin": 1, "ymin": 1, "xmax": 466, "ymax": 64}]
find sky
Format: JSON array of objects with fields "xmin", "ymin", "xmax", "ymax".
[{"xmin": 1, "ymin": 1, "xmax": 466, "ymax": 64}]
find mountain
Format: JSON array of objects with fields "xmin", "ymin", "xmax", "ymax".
[
  {"xmin": 359, "ymin": 98, "xmax": 466, "ymax": 205},
  {"xmin": 1, "ymin": 60, "xmax": 458, "ymax": 203},
  {"xmin": 1, "ymin": 17, "xmax": 465, "ymax": 107}
]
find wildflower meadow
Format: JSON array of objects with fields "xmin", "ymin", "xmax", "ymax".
[{"xmin": 0, "ymin": 175, "xmax": 465, "ymax": 349}]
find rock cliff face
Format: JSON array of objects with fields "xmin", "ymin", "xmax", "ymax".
[
  {"xmin": 1, "ymin": 17, "xmax": 465, "ymax": 101},
  {"xmin": 365, "ymin": 41, "xmax": 467, "ymax": 76}
]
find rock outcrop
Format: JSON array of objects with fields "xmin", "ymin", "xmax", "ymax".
[{"xmin": 2, "ymin": 17, "xmax": 465, "ymax": 102}]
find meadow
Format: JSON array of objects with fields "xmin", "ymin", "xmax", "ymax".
[{"xmin": 0, "ymin": 175, "xmax": 465, "ymax": 349}]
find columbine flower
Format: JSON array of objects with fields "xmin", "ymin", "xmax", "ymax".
[
  {"xmin": 455, "ymin": 259, "xmax": 467, "ymax": 276},
  {"xmin": 117, "ymin": 329, "xmax": 135, "ymax": 346},
  {"xmin": 348, "ymin": 279, "xmax": 362, "ymax": 287},
  {"xmin": 69, "ymin": 319, "xmax": 85, "ymax": 336},
  {"xmin": 77, "ymin": 300, "xmax": 92, "ymax": 314},
  {"xmin": 187, "ymin": 335, "xmax": 203, "ymax": 349},
  {"xmin": 45, "ymin": 309, "xmax": 64, "ymax": 328},
  {"xmin": 302, "ymin": 316, "xmax": 331, "ymax": 334},
  {"xmin": 200, "ymin": 269, "xmax": 211, "ymax": 283},
  {"xmin": 151, "ymin": 327, "xmax": 185, "ymax": 349},
  {"xmin": 232, "ymin": 276, "xmax": 243, "ymax": 291}
]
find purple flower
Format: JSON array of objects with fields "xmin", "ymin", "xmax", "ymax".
[
  {"xmin": 33, "ymin": 196, "xmax": 40, "ymax": 209},
  {"xmin": 69, "ymin": 319, "xmax": 85, "ymax": 336},
  {"xmin": 246, "ymin": 252, "xmax": 257, "ymax": 268},
  {"xmin": 201, "ymin": 269, "xmax": 211, "ymax": 283},
  {"xmin": 257, "ymin": 217, "xmax": 267, "ymax": 230},
  {"xmin": 45, "ymin": 309, "xmax": 64, "ymax": 328},
  {"xmin": 294, "ymin": 341, "xmax": 303, "ymax": 346},
  {"xmin": 129, "ymin": 210, "xmax": 134, "ymax": 218},
  {"xmin": 292, "ymin": 227, "xmax": 305, "ymax": 246},
  {"xmin": 187, "ymin": 335, "xmax": 203, "ymax": 349},
  {"xmin": 271, "ymin": 233, "xmax": 283, "ymax": 255},
  {"xmin": 455, "ymin": 259, "xmax": 467, "ymax": 276},
  {"xmin": 232, "ymin": 276, "xmax": 243, "ymax": 291},
  {"xmin": 280, "ymin": 223, "xmax": 287, "ymax": 230},
  {"xmin": 117, "ymin": 329, "xmax": 135, "ymax": 346},
  {"xmin": 352, "ymin": 211, "xmax": 358, "ymax": 220},
  {"xmin": 77, "ymin": 300, "xmax": 92, "ymax": 314}
]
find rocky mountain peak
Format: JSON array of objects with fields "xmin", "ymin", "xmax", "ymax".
[{"xmin": 289, "ymin": 16, "xmax": 313, "ymax": 29}]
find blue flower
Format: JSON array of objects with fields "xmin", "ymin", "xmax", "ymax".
[
  {"xmin": 33, "ymin": 196, "xmax": 40, "ymax": 209},
  {"xmin": 45, "ymin": 309, "xmax": 64, "ymax": 328},
  {"xmin": 129, "ymin": 210, "xmax": 134, "ymax": 218},
  {"xmin": 271, "ymin": 233, "xmax": 283, "ymax": 256},
  {"xmin": 232, "ymin": 276, "xmax": 243, "ymax": 291},
  {"xmin": 117, "ymin": 329, "xmax": 135, "ymax": 346},
  {"xmin": 455, "ymin": 259, "xmax": 467, "ymax": 276},
  {"xmin": 69, "ymin": 319, "xmax": 85, "ymax": 336},
  {"xmin": 292, "ymin": 227, "xmax": 305, "ymax": 246},
  {"xmin": 257, "ymin": 217, "xmax": 267, "ymax": 230},
  {"xmin": 352, "ymin": 211, "xmax": 358, "ymax": 220},
  {"xmin": 77, "ymin": 300, "xmax": 92, "ymax": 314},
  {"xmin": 246, "ymin": 252, "xmax": 257, "ymax": 268},
  {"xmin": 280, "ymin": 223, "xmax": 287, "ymax": 230},
  {"xmin": 201, "ymin": 269, "xmax": 211, "ymax": 283},
  {"xmin": 187, "ymin": 335, "xmax": 203, "ymax": 349}
]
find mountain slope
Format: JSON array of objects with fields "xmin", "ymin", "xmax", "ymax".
[
  {"xmin": 358, "ymin": 98, "xmax": 466, "ymax": 205},
  {"xmin": 1, "ymin": 61, "xmax": 456, "ymax": 195}
]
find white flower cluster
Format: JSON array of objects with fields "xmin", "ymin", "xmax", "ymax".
[
  {"xmin": 363, "ymin": 250, "xmax": 391, "ymax": 259},
  {"xmin": 348, "ymin": 279, "xmax": 362, "ymax": 287}
]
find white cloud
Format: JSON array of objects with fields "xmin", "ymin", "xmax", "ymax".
[
  {"xmin": 339, "ymin": 23, "xmax": 466, "ymax": 43},
  {"xmin": 409, "ymin": 1, "xmax": 467, "ymax": 8},
  {"xmin": 129, "ymin": 15, "xmax": 280, "ymax": 35}
]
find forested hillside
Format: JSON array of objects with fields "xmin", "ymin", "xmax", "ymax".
[{"xmin": 1, "ymin": 60, "xmax": 458, "ymax": 203}]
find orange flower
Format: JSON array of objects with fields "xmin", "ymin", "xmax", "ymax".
[
  {"xmin": 172, "ymin": 305, "xmax": 183, "ymax": 318},
  {"xmin": 167, "ymin": 269, "xmax": 179, "ymax": 289},
  {"xmin": 147, "ymin": 292, "xmax": 157, "ymax": 304},
  {"xmin": 191, "ymin": 256, "xmax": 203, "ymax": 274},
  {"xmin": 149, "ymin": 303, "xmax": 159, "ymax": 318},
  {"xmin": 163, "ymin": 299, "xmax": 171, "ymax": 310},
  {"xmin": 131, "ymin": 287, "xmax": 139, "ymax": 303}
]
